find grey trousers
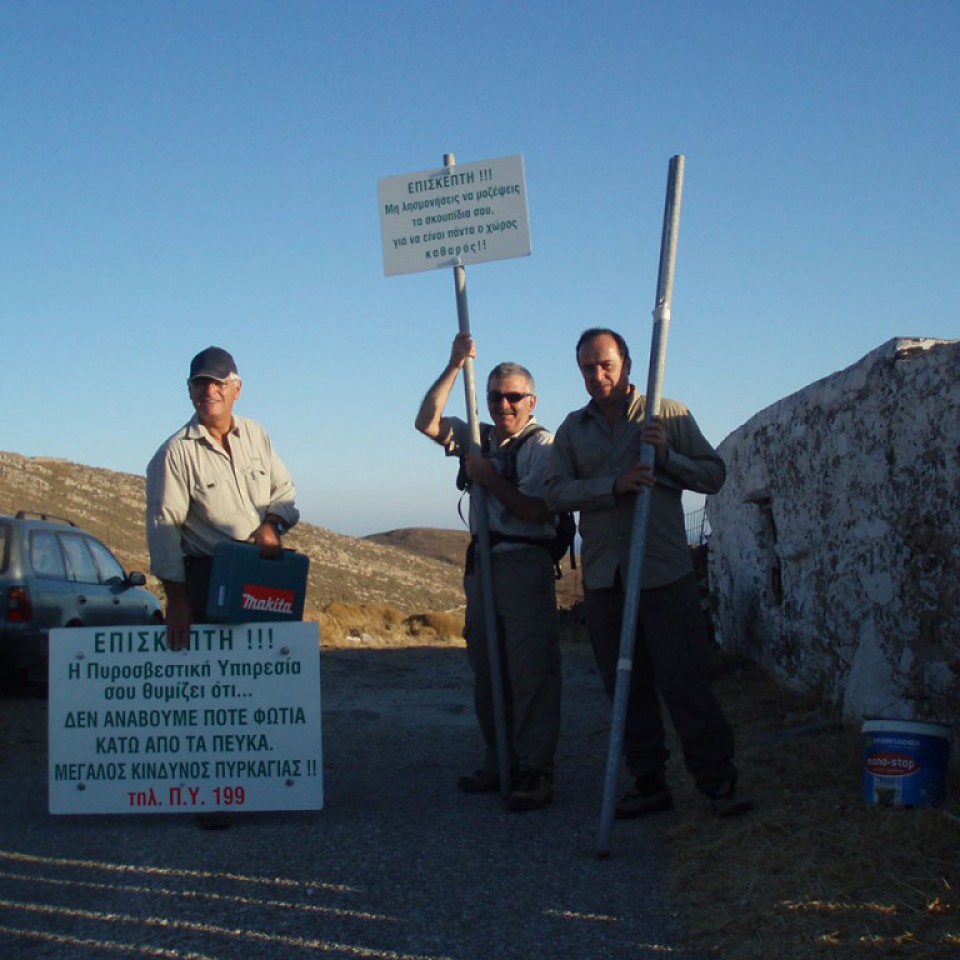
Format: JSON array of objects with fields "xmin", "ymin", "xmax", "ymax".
[
  {"xmin": 463, "ymin": 547, "xmax": 562, "ymax": 779},
  {"xmin": 583, "ymin": 571, "xmax": 737, "ymax": 796}
]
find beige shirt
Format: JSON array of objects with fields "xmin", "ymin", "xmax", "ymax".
[
  {"xmin": 146, "ymin": 415, "xmax": 299, "ymax": 582},
  {"xmin": 444, "ymin": 417, "xmax": 556, "ymax": 545},
  {"xmin": 543, "ymin": 390, "xmax": 724, "ymax": 590}
]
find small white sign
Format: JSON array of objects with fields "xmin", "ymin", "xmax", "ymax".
[
  {"xmin": 48, "ymin": 621, "xmax": 323, "ymax": 815},
  {"xmin": 378, "ymin": 154, "xmax": 531, "ymax": 276}
]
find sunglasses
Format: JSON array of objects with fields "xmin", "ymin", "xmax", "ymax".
[{"xmin": 487, "ymin": 391, "xmax": 532, "ymax": 404}]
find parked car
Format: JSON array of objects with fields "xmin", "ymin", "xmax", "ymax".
[{"xmin": 0, "ymin": 511, "xmax": 163, "ymax": 685}]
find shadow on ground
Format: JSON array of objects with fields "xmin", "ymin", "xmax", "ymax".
[{"xmin": 0, "ymin": 642, "xmax": 713, "ymax": 960}]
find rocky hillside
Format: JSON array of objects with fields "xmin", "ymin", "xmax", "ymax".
[{"xmin": 0, "ymin": 450, "xmax": 466, "ymax": 619}]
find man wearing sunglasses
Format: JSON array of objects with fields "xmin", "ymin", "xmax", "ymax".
[
  {"xmin": 544, "ymin": 328, "xmax": 751, "ymax": 819},
  {"xmin": 146, "ymin": 346, "xmax": 299, "ymax": 653},
  {"xmin": 415, "ymin": 333, "xmax": 561, "ymax": 813}
]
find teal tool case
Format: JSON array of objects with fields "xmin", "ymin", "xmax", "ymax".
[{"xmin": 206, "ymin": 541, "xmax": 309, "ymax": 623}]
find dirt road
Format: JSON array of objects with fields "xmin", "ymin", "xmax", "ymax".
[{"xmin": 0, "ymin": 641, "xmax": 711, "ymax": 960}]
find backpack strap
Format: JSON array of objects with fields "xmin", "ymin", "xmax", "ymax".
[
  {"xmin": 455, "ymin": 423, "xmax": 576, "ymax": 580},
  {"xmin": 456, "ymin": 422, "xmax": 545, "ymax": 491},
  {"xmin": 455, "ymin": 423, "xmax": 493, "ymax": 491}
]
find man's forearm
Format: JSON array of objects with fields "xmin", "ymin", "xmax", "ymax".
[
  {"xmin": 482, "ymin": 472, "xmax": 551, "ymax": 526},
  {"xmin": 415, "ymin": 363, "xmax": 460, "ymax": 439},
  {"xmin": 160, "ymin": 580, "xmax": 193, "ymax": 651},
  {"xmin": 161, "ymin": 579, "xmax": 189, "ymax": 606},
  {"xmin": 543, "ymin": 440, "xmax": 617, "ymax": 514}
]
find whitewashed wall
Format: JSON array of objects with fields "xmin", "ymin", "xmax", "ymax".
[{"xmin": 708, "ymin": 338, "xmax": 960, "ymax": 725}]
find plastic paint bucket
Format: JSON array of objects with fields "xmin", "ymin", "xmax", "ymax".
[{"xmin": 862, "ymin": 719, "xmax": 952, "ymax": 807}]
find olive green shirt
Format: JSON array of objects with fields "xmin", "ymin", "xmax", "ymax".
[
  {"xmin": 543, "ymin": 389, "xmax": 724, "ymax": 590},
  {"xmin": 146, "ymin": 415, "xmax": 299, "ymax": 582}
]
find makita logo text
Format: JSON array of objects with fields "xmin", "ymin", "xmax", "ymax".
[{"xmin": 241, "ymin": 584, "xmax": 295, "ymax": 615}]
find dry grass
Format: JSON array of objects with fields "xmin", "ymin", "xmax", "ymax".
[
  {"xmin": 319, "ymin": 600, "xmax": 465, "ymax": 648},
  {"xmin": 669, "ymin": 658, "xmax": 960, "ymax": 958}
]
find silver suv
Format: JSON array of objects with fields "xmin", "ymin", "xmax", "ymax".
[{"xmin": 0, "ymin": 511, "xmax": 163, "ymax": 685}]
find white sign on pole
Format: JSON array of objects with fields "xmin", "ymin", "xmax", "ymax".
[
  {"xmin": 48, "ymin": 621, "xmax": 323, "ymax": 815},
  {"xmin": 378, "ymin": 154, "xmax": 531, "ymax": 276}
]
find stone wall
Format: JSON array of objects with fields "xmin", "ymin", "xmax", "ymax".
[{"xmin": 707, "ymin": 338, "xmax": 960, "ymax": 725}]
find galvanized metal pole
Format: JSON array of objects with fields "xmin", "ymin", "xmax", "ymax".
[
  {"xmin": 598, "ymin": 155, "xmax": 685, "ymax": 858},
  {"xmin": 444, "ymin": 153, "xmax": 512, "ymax": 798}
]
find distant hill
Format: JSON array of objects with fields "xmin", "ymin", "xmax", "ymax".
[
  {"xmin": 366, "ymin": 526, "xmax": 582, "ymax": 608},
  {"xmin": 365, "ymin": 527, "xmax": 470, "ymax": 568}
]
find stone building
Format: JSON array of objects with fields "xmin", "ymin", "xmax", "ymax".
[{"xmin": 707, "ymin": 337, "xmax": 959, "ymax": 726}]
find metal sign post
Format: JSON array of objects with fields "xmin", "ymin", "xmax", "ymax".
[
  {"xmin": 598, "ymin": 155, "xmax": 685, "ymax": 858},
  {"xmin": 444, "ymin": 153, "xmax": 512, "ymax": 797},
  {"xmin": 379, "ymin": 150, "xmax": 533, "ymax": 798}
]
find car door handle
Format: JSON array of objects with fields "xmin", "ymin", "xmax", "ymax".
[{"xmin": 78, "ymin": 595, "xmax": 87, "ymax": 604}]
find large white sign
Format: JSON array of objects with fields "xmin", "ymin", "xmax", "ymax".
[
  {"xmin": 48, "ymin": 622, "xmax": 323, "ymax": 815},
  {"xmin": 378, "ymin": 154, "xmax": 531, "ymax": 276}
]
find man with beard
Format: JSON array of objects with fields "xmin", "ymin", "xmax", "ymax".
[{"xmin": 544, "ymin": 328, "xmax": 750, "ymax": 818}]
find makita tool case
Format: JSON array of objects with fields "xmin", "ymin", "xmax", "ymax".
[{"xmin": 206, "ymin": 542, "xmax": 309, "ymax": 623}]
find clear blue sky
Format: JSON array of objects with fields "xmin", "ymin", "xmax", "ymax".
[{"xmin": 3, "ymin": 2, "xmax": 957, "ymax": 535}]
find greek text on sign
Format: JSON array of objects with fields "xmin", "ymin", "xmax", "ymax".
[
  {"xmin": 48, "ymin": 621, "xmax": 323, "ymax": 815},
  {"xmin": 378, "ymin": 154, "xmax": 531, "ymax": 276}
]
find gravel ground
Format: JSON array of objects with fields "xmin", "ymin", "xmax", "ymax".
[{"xmin": 0, "ymin": 643, "xmax": 713, "ymax": 960}]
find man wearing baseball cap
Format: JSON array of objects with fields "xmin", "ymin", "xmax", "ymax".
[{"xmin": 146, "ymin": 346, "xmax": 300, "ymax": 652}]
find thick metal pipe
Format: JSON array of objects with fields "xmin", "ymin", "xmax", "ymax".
[
  {"xmin": 445, "ymin": 153, "xmax": 512, "ymax": 797},
  {"xmin": 598, "ymin": 155, "xmax": 685, "ymax": 857}
]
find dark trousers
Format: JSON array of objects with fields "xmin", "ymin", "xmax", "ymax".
[
  {"xmin": 583, "ymin": 571, "xmax": 736, "ymax": 796},
  {"xmin": 183, "ymin": 555, "xmax": 214, "ymax": 622}
]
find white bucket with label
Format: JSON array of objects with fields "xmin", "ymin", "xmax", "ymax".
[{"xmin": 862, "ymin": 719, "xmax": 952, "ymax": 807}]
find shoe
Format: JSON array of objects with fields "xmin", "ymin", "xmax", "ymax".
[
  {"xmin": 506, "ymin": 771, "xmax": 554, "ymax": 812},
  {"xmin": 708, "ymin": 782, "xmax": 754, "ymax": 818},
  {"xmin": 457, "ymin": 770, "xmax": 501, "ymax": 794},
  {"xmin": 615, "ymin": 774, "xmax": 674, "ymax": 819},
  {"xmin": 195, "ymin": 812, "xmax": 231, "ymax": 830}
]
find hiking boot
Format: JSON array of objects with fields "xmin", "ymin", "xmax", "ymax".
[
  {"xmin": 615, "ymin": 774, "xmax": 674, "ymax": 819},
  {"xmin": 456, "ymin": 770, "xmax": 501, "ymax": 794},
  {"xmin": 707, "ymin": 781, "xmax": 754, "ymax": 818},
  {"xmin": 506, "ymin": 771, "xmax": 554, "ymax": 812}
]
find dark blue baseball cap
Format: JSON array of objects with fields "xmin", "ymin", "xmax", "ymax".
[{"xmin": 189, "ymin": 347, "xmax": 238, "ymax": 381}]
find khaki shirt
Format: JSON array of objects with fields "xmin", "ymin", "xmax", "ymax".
[
  {"xmin": 146, "ymin": 415, "xmax": 299, "ymax": 582},
  {"xmin": 543, "ymin": 390, "xmax": 724, "ymax": 590},
  {"xmin": 445, "ymin": 417, "xmax": 556, "ymax": 545}
]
